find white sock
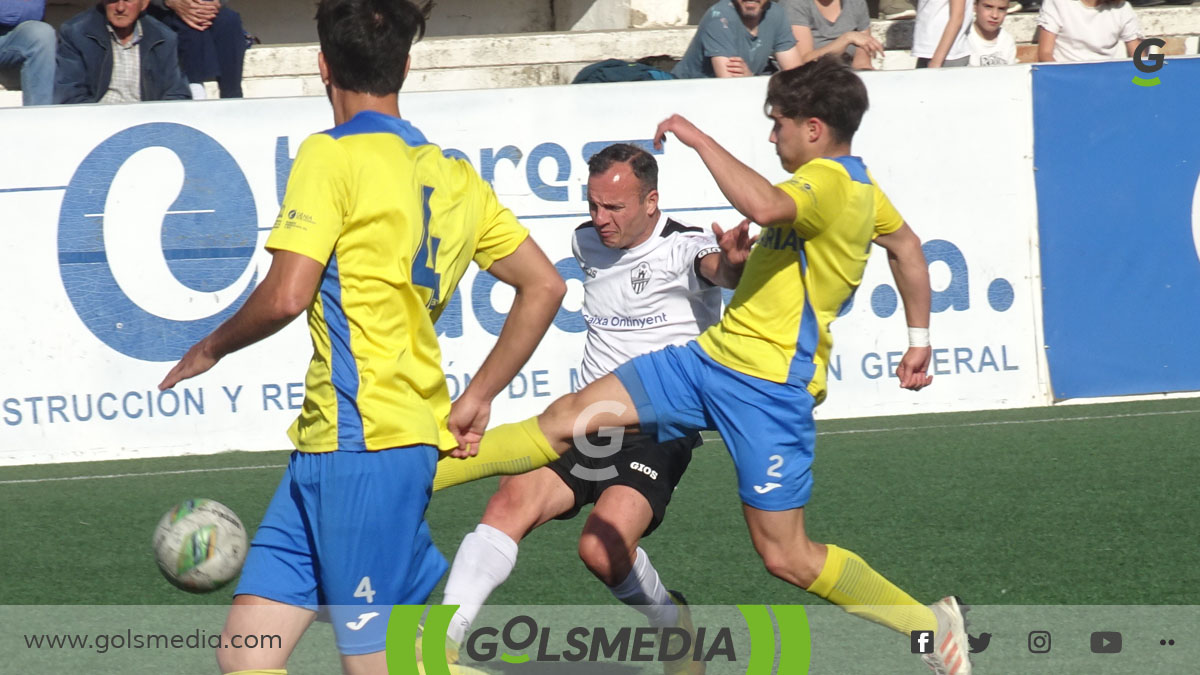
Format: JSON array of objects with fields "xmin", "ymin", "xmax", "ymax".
[
  {"xmin": 607, "ymin": 547, "xmax": 678, "ymax": 628},
  {"xmin": 442, "ymin": 524, "xmax": 519, "ymax": 644},
  {"xmin": 188, "ymin": 83, "xmax": 207, "ymax": 100}
]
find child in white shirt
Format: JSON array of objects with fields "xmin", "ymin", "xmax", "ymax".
[{"xmin": 969, "ymin": 0, "xmax": 1018, "ymax": 65}]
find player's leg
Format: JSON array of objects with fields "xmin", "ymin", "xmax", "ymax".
[
  {"xmin": 434, "ymin": 344, "xmax": 709, "ymax": 491},
  {"xmin": 219, "ymin": 596, "xmax": 315, "ymax": 673},
  {"xmin": 741, "ymin": 506, "xmax": 970, "ymax": 672},
  {"xmin": 582, "ymin": 483, "xmax": 704, "ymax": 675},
  {"xmin": 314, "ymin": 447, "xmax": 448, "ymax": 674},
  {"xmin": 433, "ymin": 373, "xmax": 636, "ymax": 490},
  {"xmin": 442, "ymin": 467, "xmax": 578, "ymax": 648},
  {"xmin": 580, "ymin": 486, "xmax": 666, "ymax": 616},
  {"xmin": 742, "ymin": 505, "xmax": 936, "ymax": 631},
  {"xmin": 584, "ymin": 432, "xmax": 705, "ymax": 675},
  {"xmin": 218, "ymin": 457, "xmax": 319, "ymax": 673},
  {"xmin": 703, "ymin": 360, "xmax": 969, "ymax": 672},
  {"xmin": 577, "ymin": 430, "xmax": 697, "ymax": 626},
  {"xmin": 339, "ymin": 650, "xmax": 387, "ymax": 675},
  {"xmin": 708, "ymin": 369, "xmax": 937, "ymax": 634}
]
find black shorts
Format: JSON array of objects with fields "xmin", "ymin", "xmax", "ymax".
[{"xmin": 546, "ymin": 430, "xmax": 700, "ymax": 537}]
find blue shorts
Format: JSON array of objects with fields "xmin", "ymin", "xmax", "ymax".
[
  {"xmin": 235, "ymin": 446, "xmax": 447, "ymax": 655},
  {"xmin": 615, "ymin": 341, "xmax": 816, "ymax": 511}
]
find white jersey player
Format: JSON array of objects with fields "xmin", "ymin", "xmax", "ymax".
[{"xmin": 431, "ymin": 143, "xmax": 754, "ymax": 675}]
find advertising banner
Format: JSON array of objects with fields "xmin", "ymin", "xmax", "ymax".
[
  {"xmin": 1034, "ymin": 59, "xmax": 1200, "ymax": 400},
  {"xmin": 0, "ymin": 67, "xmax": 1045, "ymax": 464}
]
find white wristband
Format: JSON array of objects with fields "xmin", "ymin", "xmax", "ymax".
[{"xmin": 908, "ymin": 327, "xmax": 930, "ymax": 348}]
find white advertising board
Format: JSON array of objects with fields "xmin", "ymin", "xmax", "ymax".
[{"xmin": 0, "ymin": 66, "xmax": 1046, "ymax": 465}]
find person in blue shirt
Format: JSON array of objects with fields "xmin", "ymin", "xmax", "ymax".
[
  {"xmin": 0, "ymin": 0, "xmax": 55, "ymax": 105},
  {"xmin": 674, "ymin": 0, "xmax": 802, "ymax": 79}
]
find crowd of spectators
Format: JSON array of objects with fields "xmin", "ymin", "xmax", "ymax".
[
  {"xmin": 0, "ymin": 0, "xmax": 1188, "ymax": 105},
  {"xmin": 669, "ymin": 0, "xmax": 1165, "ymax": 78},
  {"xmin": 1, "ymin": 0, "xmax": 247, "ymax": 106}
]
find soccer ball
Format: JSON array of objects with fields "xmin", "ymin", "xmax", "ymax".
[{"xmin": 153, "ymin": 498, "xmax": 248, "ymax": 593}]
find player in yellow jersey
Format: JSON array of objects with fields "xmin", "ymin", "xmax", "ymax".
[
  {"xmin": 159, "ymin": 2, "xmax": 565, "ymax": 673},
  {"xmin": 434, "ymin": 56, "xmax": 973, "ymax": 675}
]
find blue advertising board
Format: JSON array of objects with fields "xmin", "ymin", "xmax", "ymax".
[{"xmin": 1033, "ymin": 58, "xmax": 1200, "ymax": 399}]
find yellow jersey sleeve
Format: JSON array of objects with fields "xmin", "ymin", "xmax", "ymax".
[
  {"xmin": 776, "ymin": 163, "xmax": 847, "ymax": 240},
  {"xmin": 266, "ymin": 134, "xmax": 350, "ymax": 264},
  {"xmin": 871, "ymin": 179, "xmax": 905, "ymax": 238},
  {"xmin": 469, "ymin": 167, "xmax": 529, "ymax": 270}
]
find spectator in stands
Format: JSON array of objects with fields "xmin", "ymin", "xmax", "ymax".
[
  {"xmin": 784, "ymin": 0, "xmax": 883, "ymax": 69},
  {"xmin": 968, "ymin": 0, "xmax": 1018, "ymax": 65},
  {"xmin": 1036, "ymin": 0, "xmax": 1142, "ymax": 61},
  {"xmin": 148, "ymin": 0, "xmax": 246, "ymax": 99},
  {"xmin": 912, "ymin": 0, "xmax": 971, "ymax": 67},
  {"xmin": 673, "ymin": 0, "xmax": 802, "ymax": 79},
  {"xmin": 0, "ymin": 0, "xmax": 55, "ymax": 105},
  {"xmin": 56, "ymin": 0, "xmax": 191, "ymax": 103}
]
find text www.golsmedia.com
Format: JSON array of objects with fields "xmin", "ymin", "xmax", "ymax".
[{"xmin": 24, "ymin": 630, "xmax": 282, "ymax": 654}]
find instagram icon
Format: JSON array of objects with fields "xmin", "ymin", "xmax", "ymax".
[{"xmin": 1028, "ymin": 631, "xmax": 1052, "ymax": 653}]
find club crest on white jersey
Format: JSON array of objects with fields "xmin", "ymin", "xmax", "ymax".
[{"xmin": 573, "ymin": 212, "xmax": 724, "ymax": 385}]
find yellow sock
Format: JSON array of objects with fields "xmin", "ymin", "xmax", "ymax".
[
  {"xmin": 433, "ymin": 416, "xmax": 559, "ymax": 491},
  {"xmin": 225, "ymin": 670, "xmax": 286, "ymax": 674},
  {"xmin": 806, "ymin": 544, "xmax": 936, "ymax": 635}
]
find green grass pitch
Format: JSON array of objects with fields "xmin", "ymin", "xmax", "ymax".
[{"xmin": 2, "ymin": 397, "xmax": 1199, "ymax": 672}]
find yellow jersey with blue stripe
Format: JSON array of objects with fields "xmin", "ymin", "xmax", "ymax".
[
  {"xmin": 696, "ymin": 156, "xmax": 903, "ymax": 402},
  {"xmin": 266, "ymin": 111, "xmax": 528, "ymax": 453}
]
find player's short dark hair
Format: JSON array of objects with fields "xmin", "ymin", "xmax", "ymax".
[
  {"xmin": 765, "ymin": 55, "xmax": 869, "ymax": 144},
  {"xmin": 316, "ymin": 0, "xmax": 429, "ymax": 95},
  {"xmin": 587, "ymin": 143, "xmax": 658, "ymax": 200}
]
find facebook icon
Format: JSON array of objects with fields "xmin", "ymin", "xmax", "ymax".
[{"xmin": 911, "ymin": 630, "xmax": 934, "ymax": 654}]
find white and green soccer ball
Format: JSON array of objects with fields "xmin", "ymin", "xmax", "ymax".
[{"xmin": 153, "ymin": 498, "xmax": 248, "ymax": 593}]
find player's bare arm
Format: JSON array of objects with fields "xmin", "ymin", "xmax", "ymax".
[
  {"xmin": 446, "ymin": 238, "xmax": 567, "ymax": 457},
  {"xmin": 158, "ymin": 250, "xmax": 323, "ymax": 390},
  {"xmin": 654, "ymin": 115, "xmax": 796, "ymax": 227},
  {"xmin": 874, "ymin": 224, "xmax": 934, "ymax": 391},
  {"xmin": 700, "ymin": 217, "xmax": 758, "ymax": 288}
]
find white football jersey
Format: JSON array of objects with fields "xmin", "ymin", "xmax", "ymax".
[{"xmin": 573, "ymin": 212, "xmax": 723, "ymax": 385}]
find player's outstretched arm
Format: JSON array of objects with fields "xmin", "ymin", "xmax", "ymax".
[
  {"xmin": 159, "ymin": 250, "xmax": 323, "ymax": 390},
  {"xmin": 653, "ymin": 115, "xmax": 796, "ymax": 227},
  {"xmin": 447, "ymin": 239, "xmax": 567, "ymax": 456},
  {"xmin": 873, "ymin": 224, "xmax": 933, "ymax": 391},
  {"xmin": 701, "ymin": 218, "xmax": 758, "ymax": 288}
]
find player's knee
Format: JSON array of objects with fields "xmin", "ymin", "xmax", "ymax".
[
  {"xmin": 577, "ymin": 533, "xmax": 626, "ymax": 586},
  {"xmin": 540, "ymin": 393, "xmax": 583, "ymax": 441},
  {"xmin": 480, "ymin": 489, "xmax": 536, "ymax": 540}
]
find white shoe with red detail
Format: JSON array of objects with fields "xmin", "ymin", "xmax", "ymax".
[{"xmin": 922, "ymin": 596, "xmax": 972, "ymax": 675}]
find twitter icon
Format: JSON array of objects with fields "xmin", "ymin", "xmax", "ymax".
[{"xmin": 969, "ymin": 633, "xmax": 992, "ymax": 654}]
